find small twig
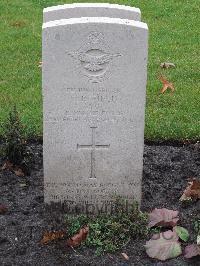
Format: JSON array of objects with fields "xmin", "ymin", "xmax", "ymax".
[
  {"xmin": 69, "ymin": 245, "xmax": 77, "ymax": 253},
  {"xmin": 121, "ymin": 237, "xmax": 131, "ymax": 248},
  {"xmin": 108, "ymin": 254, "xmax": 114, "ymax": 260}
]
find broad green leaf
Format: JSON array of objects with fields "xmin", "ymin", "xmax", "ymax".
[{"xmin": 174, "ymin": 226, "xmax": 189, "ymax": 242}]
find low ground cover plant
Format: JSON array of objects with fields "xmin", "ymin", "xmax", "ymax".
[
  {"xmin": 1, "ymin": 105, "xmax": 33, "ymax": 175},
  {"xmin": 40, "ymin": 180, "xmax": 200, "ymax": 261},
  {"xmin": 65, "ymin": 201, "xmax": 148, "ymax": 255}
]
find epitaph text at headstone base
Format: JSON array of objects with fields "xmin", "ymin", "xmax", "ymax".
[
  {"xmin": 43, "ymin": 17, "xmax": 148, "ymax": 214},
  {"xmin": 43, "ymin": 3, "xmax": 141, "ymax": 22}
]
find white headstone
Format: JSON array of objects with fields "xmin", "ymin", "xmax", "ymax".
[
  {"xmin": 43, "ymin": 17, "xmax": 148, "ymax": 214},
  {"xmin": 43, "ymin": 3, "xmax": 141, "ymax": 22}
]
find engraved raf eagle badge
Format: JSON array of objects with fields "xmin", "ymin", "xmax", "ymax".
[
  {"xmin": 66, "ymin": 32, "xmax": 122, "ymax": 83},
  {"xmin": 67, "ymin": 51, "xmax": 121, "ymax": 72}
]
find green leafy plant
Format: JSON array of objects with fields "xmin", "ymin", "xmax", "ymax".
[
  {"xmin": 174, "ymin": 226, "xmax": 189, "ymax": 242},
  {"xmin": 194, "ymin": 219, "xmax": 200, "ymax": 235},
  {"xmin": 65, "ymin": 200, "xmax": 148, "ymax": 255},
  {"xmin": 1, "ymin": 105, "xmax": 33, "ymax": 173},
  {"xmin": 194, "ymin": 219, "xmax": 200, "ymax": 245},
  {"xmin": 184, "ymin": 219, "xmax": 200, "ymax": 259}
]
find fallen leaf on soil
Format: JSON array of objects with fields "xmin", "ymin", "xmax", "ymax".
[
  {"xmin": 160, "ymin": 62, "xmax": 175, "ymax": 69},
  {"xmin": 159, "ymin": 76, "xmax": 175, "ymax": 94},
  {"xmin": 41, "ymin": 230, "xmax": 66, "ymax": 245},
  {"xmin": 145, "ymin": 230, "xmax": 182, "ymax": 261},
  {"xmin": 148, "ymin": 208, "xmax": 179, "ymax": 228},
  {"xmin": 173, "ymin": 226, "xmax": 189, "ymax": 242},
  {"xmin": 121, "ymin": 252, "xmax": 129, "ymax": 261},
  {"xmin": 1, "ymin": 160, "xmax": 14, "ymax": 170},
  {"xmin": 184, "ymin": 244, "xmax": 200, "ymax": 258},
  {"xmin": 67, "ymin": 226, "xmax": 89, "ymax": 247},
  {"xmin": 180, "ymin": 179, "xmax": 200, "ymax": 201},
  {"xmin": 1, "ymin": 160, "xmax": 25, "ymax": 177},
  {"xmin": 13, "ymin": 167, "xmax": 25, "ymax": 177},
  {"xmin": 0, "ymin": 204, "xmax": 8, "ymax": 214}
]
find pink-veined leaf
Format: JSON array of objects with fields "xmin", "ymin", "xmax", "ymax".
[
  {"xmin": 184, "ymin": 244, "xmax": 200, "ymax": 258},
  {"xmin": 148, "ymin": 208, "xmax": 179, "ymax": 228},
  {"xmin": 145, "ymin": 230, "xmax": 182, "ymax": 261}
]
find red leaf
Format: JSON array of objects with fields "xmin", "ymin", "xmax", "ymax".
[
  {"xmin": 159, "ymin": 76, "xmax": 175, "ymax": 94},
  {"xmin": 180, "ymin": 179, "xmax": 200, "ymax": 201},
  {"xmin": 184, "ymin": 244, "xmax": 200, "ymax": 258},
  {"xmin": 41, "ymin": 230, "xmax": 66, "ymax": 245},
  {"xmin": 148, "ymin": 208, "xmax": 179, "ymax": 228},
  {"xmin": 67, "ymin": 226, "xmax": 89, "ymax": 247},
  {"xmin": 0, "ymin": 204, "xmax": 8, "ymax": 214},
  {"xmin": 145, "ymin": 230, "xmax": 182, "ymax": 261}
]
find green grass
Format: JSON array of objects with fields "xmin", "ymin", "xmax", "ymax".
[{"xmin": 0, "ymin": 0, "xmax": 199, "ymax": 140}]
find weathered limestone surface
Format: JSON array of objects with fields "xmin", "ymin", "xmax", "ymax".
[{"xmin": 43, "ymin": 17, "xmax": 148, "ymax": 214}]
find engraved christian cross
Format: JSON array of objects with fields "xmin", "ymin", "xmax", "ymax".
[{"xmin": 77, "ymin": 127, "xmax": 110, "ymax": 179}]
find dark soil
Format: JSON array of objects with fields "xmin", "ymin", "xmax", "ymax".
[{"xmin": 0, "ymin": 142, "xmax": 200, "ymax": 266}]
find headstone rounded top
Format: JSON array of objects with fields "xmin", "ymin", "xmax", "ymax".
[
  {"xmin": 43, "ymin": 17, "xmax": 147, "ymax": 30},
  {"xmin": 43, "ymin": 3, "xmax": 141, "ymax": 13},
  {"xmin": 43, "ymin": 3, "xmax": 141, "ymax": 23}
]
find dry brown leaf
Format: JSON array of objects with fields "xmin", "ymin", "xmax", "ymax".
[
  {"xmin": 67, "ymin": 226, "xmax": 89, "ymax": 247},
  {"xmin": 180, "ymin": 179, "xmax": 200, "ymax": 201},
  {"xmin": 10, "ymin": 21, "xmax": 26, "ymax": 27},
  {"xmin": 0, "ymin": 204, "xmax": 8, "ymax": 215},
  {"xmin": 160, "ymin": 62, "xmax": 175, "ymax": 69},
  {"xmin": 159, "ymin": 76, "xmax": 175, "ymax": 94},
  {"xmin": 1, "ymin": 160, "xmax": 14, "ymax": 170},
  {"xmin": 121, "ymin": 252, "xmax": 129, "ymax": 261},
  {"xmin": 13, "ymin": 168, "xmax": 25, "ymax": 177},
  {"xmin": 38, "ymin": 61, "xmax": 42, "ymax": 68},
  {"xmin": 41, "ymin": 230, "xmax": 66, "ymax": 245},
  {"xmin": 1, "ymin": 160, "xmax": 26, "ymax": 177}
]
